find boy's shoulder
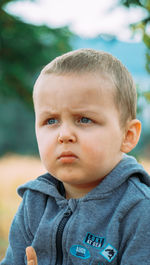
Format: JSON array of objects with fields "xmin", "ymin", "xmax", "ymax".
[
  {"xmin": 16, "ymin": 173, "xmax": 65, "ymax": 232},
  {"xmin": 129, "ymin": 174, "xmax": 150, "ymax": 200},
  {"xmin": 115, "ymin": 172, "xmax": 150, "ymax": 224}
]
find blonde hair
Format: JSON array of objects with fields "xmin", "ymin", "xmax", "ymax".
[{"xmin": 35, "ymin": 48, "xmax": 137, "ymax": 126}]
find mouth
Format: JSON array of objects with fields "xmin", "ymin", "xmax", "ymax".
[{"xmin": 57, "ymin": 151, "xmax": 78, "ymax": 163}]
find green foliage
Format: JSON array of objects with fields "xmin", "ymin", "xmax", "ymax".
[
  {"xmin": 120, "ymin": 0, "xmax": 150, "ymax": 124},
  {"xmin": 120, "ymin": 0, "xmax": 150, "ymax": 74},
  {"xmin": 0, "ymin": 0, "xmax": 73, "ymax": 108},
  {"xmin": 0, "ymin": 98, "xmax": 38, "ymax": 156},
  {"xmin": 144, "ymin": 91, "xmax": 150, "ymax": 101},
  {"xmin": 0, "ymin": 0, "xmax": 73, "ymax": 155}
]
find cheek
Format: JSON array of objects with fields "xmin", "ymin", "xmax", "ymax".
[
  {"xmin": 80, "ymin": 129, "xmax": 121, "ymax": 160},
  {"xmin": 80, "ymin": 136, "xmax": 103, "ymax": 161},
  {"xmin": 36, "ymin": 132, "xmax": 54, "ymax": 160}
]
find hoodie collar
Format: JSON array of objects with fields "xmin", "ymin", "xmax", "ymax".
[
  {"xmin": 18, "ymin": 155, "xmax": 150, "ymax": 202},
  {"xmin": 81, "ymin": 154, "xmax": 150, "ymax": 201}
]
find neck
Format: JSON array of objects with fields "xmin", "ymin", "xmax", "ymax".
[{"xmin": 63, "ymin": 180, "xmax": 103, "ymax": 199}]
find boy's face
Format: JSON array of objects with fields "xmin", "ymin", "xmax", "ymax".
[{"xmin": 34, "ymin": 73, "xmax": 125, "ymax": 196}]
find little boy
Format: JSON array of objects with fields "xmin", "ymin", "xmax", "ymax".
[{"xmin": 1, "ymin": 48, "xmax": 150, "ymax": 265}]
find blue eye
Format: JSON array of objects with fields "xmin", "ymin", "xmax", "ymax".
[
  {"xmin": 80, "ymin": 117, "xmax": 92, "ymax": 123},
  {"xmin": 47, "ymin": 118, "xmax": 58, "ymax": 125}
]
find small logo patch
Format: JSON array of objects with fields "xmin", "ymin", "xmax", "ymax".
[
  {"xmin": 70, "ymin": 245, "xmax": 90, "ymax": 259},
  {"xmin": 100, "ymin": 244, "xmax": 117, "ymax": 262},
  {"xmin": 84, "ymin": 233, "xmax": 105, "ymax": 249}
]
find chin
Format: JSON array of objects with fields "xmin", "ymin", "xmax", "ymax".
[{"xmin": 57, "ymin": 174, "xmax": 85, "ymax": 185}]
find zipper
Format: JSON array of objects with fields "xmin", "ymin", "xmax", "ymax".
[{"xmin": 55, "ymin": 208, "xmax": 72, "ymax": 265}]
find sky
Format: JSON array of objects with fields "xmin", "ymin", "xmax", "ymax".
[{"xmin": 5, "ymin": 0, "xmax": 147, "ymax": 42}]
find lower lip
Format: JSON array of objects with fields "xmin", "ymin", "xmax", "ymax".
[{"xmin": 58, "ymin": 156, "xmax": 77, "ymax": 163}]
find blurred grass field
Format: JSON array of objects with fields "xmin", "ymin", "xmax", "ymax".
[
  {"xmin": 0, "ymin": 154, "xmax": 45, "ymax": 261},
  {"xmin": 0, "ymin": 154, "xmax": 150, "ymax": 260}
]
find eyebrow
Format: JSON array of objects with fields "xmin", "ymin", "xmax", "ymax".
[
  {"xmin": 38, "ymin": 110, "xmax": 58, "ymax": 118},
  {"xmin": 38, "ymin": 108, "xmax": 100, "ymax": 116},
  {"xmin": 71, "ymin": 109, "xmax": 99, "ymax": 116}
]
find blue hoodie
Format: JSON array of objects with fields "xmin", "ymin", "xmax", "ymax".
[{"xmin": 1, "ymin": 155, "xmax": 150, "ymax": 265}]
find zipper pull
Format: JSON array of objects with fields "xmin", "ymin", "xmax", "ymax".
[{"xmin": 64, "ymin": 208, "xmax": 72, "ymax": 217}]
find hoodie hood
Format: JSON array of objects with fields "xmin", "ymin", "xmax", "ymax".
[
  {"xmin": 3, "ymin": 154, "xmax": 150, "ymax": 265},
  {"xmin": 18, "ymin": 154, "xmax": 150, "ymax": 201}
]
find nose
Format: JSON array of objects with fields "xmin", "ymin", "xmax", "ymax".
[{"xmin": 58, "ymin": 125, "xmax": 76, "ymax": 144}]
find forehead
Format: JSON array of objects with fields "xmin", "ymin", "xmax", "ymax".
[{"xmin": 34, "ymin": 73, "xmax": 115, "ymax": 109}]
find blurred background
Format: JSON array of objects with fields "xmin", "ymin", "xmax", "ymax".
[{"xmin": 0, "ymin": 0, "xmax": 150, "ymax": 260}]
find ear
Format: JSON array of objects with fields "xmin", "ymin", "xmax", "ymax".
[{"xmin": 121, "ymin": 119, "xmax": 141, "ymax": 153}]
